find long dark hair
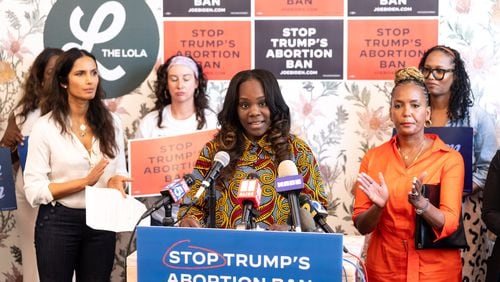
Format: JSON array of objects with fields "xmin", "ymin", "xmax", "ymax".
[
  {"xmin": 152, "ymin": 55, "xmax": 209, "ymax": 129},
  {"xmin": 16, "ymin": 47, "xmax": 63, "ymax": 125},
  {"xmin": 216, "ymin": 69, "xmax": 291, "ymax": 177},
  {"xmin": 41, "ymin": 48, "xmax": 118, "ymax": 158},
  {"xmin": 418, "ymin": 45, "xmax": 473, "ymax": 121}
]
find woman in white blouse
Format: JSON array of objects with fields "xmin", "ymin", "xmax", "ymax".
[{"xmin": 23, "ymin": 48, "xmax": 129, "ymax": 282}]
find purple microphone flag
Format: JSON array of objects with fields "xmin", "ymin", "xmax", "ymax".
[{"xmin": 275, "ymin": 175, "xmax": 303, "ymax": 192}]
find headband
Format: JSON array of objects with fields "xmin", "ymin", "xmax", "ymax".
[
  {"xmin": 435, "ymin": 45, "xmax": 456, "ymax": 59},
  {"xmin": 167, "ymin": 56, "xmax": 199, "ymax": 79}
]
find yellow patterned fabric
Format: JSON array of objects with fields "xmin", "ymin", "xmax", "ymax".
[{"xmin": 178, "ymin": 134, "xmax": 328, "ymax": 229}]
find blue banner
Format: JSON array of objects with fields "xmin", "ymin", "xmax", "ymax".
[
  {"xmin": 0, "ymin": 147, "xmax": 17, "ymax": 211},
  {"xmin": 137, "ymin": 227, "xmax": 343, "ymax": 281},
  {"xmin": 424, "ymin": 127, "xmax": 473, "ymax": 193}
]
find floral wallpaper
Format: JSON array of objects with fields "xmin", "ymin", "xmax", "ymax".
[{"xmin": 1, "ymin": 0, "xmax": 499, "ymax": 281}]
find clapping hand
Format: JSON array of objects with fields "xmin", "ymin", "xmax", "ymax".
[
  {"xmin": 357, "ymin": 172, "xmax": 389, "ymax": 209},
  {"xmin": 408, "ymin": 172, "xmax": 428, "ymax": 208}
]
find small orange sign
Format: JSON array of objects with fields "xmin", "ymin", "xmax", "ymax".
[
  {"xmin": 255, "ymin": 0, "xmax": 343, "ymax": 17},
  {"xmin": 347, "ymin": 19, "xmax": 438, "ymax": 80},
  {"xmin": 128, "ymin": 129, "xmax": 218, "ymax": 196},
  {"xmin": 164, "ymin": 21, "xmax": 251, "ymax": 80}
]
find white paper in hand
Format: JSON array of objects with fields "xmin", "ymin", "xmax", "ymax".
[{"xmin": 85, "ymin": 186, "xmax": 149, "ymax": 232}]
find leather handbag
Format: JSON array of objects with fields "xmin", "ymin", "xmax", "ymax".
[{"xmin": 415, "ymin": 183, "xmax": 468, "ymax": 249}]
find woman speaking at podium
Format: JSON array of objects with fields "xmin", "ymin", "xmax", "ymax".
[
  {"xmin": 178, "ymin": 69, "xmax": 327, "ymax": 230},
  {"xmin": 353, "ymin": 67, "xmax": 464, "ymax": 281}
]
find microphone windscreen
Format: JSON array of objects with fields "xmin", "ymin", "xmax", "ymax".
[
  {"xmin": 214, "ymin": 151, "xmax": 230, "ymax": 167},
  {"xmin": 278, "ymin": 160, "xmax": 299, "ymax": 177}
]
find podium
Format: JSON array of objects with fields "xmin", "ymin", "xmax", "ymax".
[{"xmin": 134, "ymin": 226, "xmax": 343, "ymax": 281}]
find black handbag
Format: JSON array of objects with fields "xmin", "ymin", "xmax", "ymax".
[{"xmin": 414, "ymin": 183, "xmax": 468, "ymax": 249}]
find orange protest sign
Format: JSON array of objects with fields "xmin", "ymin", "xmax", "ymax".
[
  {"xmin": 255, "ymin": 0, "xmax": 343, "ymax": 17},
  {"xmin": 347, "ymin": 19, "xmax": 438, "ymax": 80},
  {"xmin": 163, "ymin": 21, "xmax": 251, "ymax": 80},
  {"xmin": 128, "ymin": 129, "xmax": 218, "ymax": 196}
]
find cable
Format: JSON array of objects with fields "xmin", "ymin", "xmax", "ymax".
[
  {"xmin": 124, "ymin": 214, "xmax": 147, "ymax": 282},
  {"xmin": 173, "ymin": 203, "xmax": 195, "ymax": 225},
  {"xmin": 342, "ymin": 265, "xmax": 348, "ymax": 282},
  {"xmin": 345, "ymin": 249, "xmax": 368, "ymax": 282},
  {"xmin": 342, "ymin": 258, "xmax": 366, "ymax": 282}
]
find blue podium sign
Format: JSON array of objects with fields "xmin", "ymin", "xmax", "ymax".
[{"xmin": 137, "ymin": 227, "xmax": 343, "ymax": 281}]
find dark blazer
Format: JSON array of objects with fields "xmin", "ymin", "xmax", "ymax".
[{"xmin": 482, "ymin": 150, "xmax": 500, "ymax": 282}]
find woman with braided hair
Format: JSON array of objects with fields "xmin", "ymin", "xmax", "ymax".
[{"xmin": 353, "ymin": 67, "xmax": 465, "ymax": 281}]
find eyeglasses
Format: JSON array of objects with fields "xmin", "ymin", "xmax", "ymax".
[{"xmin": 421, "ymin": 67, "xmax": 454, "ymax": 80}]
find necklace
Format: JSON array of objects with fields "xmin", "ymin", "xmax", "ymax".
[
  {"xmin": 79, "ymin": 123, "xmax": 87, "ymax": 138},
  {"xmin": 398, "ymin": 138, "xmax": 426, "ymax": 165}
]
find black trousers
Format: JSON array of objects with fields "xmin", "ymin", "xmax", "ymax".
[
  {"xmin": 35, "ymin": 203, "xmax": 116, "ymax": 282},
  {"xmin": 486, "ymin": 238, "xmax": 500, "ymax": 282}
]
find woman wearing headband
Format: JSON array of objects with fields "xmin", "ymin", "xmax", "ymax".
[{"xmin": 136, "ymin": 55, "xmax": 218, "ymax": 225}]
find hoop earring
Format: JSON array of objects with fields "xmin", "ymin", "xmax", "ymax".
[{"xmin": 424, "ymin": 119, "xmax": 432, "ymax": 128}]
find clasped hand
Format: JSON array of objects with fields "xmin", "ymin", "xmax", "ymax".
[{"xmin": 407, "ymin": 172, "xmax": 429, "ymax": 209}]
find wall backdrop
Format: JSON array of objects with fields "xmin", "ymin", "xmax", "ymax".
[{"xmin": 1, "ymin": 0, "xmax": 499, "ymax": 280}]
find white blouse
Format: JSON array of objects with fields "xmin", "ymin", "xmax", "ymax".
[{"xmin": 23, "ymin": 112, "xmax": 128, "ymax": 208}]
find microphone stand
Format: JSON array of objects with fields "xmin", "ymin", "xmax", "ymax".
[
  {"xmin": 246, "ymin": 208, "xmax": 259, "ymax": 230},
  {"xmin": 207, "ymin": 181, "xmax": 216, "ymax": 228},
  {"xmin": 288, "ymin": 192, "xmax": 302, "ymax": 232},
  {"xmin": 161, "ymin": 201, "xmax": 174, "ymax": 227}
]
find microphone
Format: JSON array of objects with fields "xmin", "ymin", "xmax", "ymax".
[
  {"xmin": 299, "ymin": 207, "xmax": 317, "ymax": 232},
  {"xmin": 299, "ymin": 194, "xmax": 349, "ymax": 253},
  {"xmin": 193, "ymin": 151, "xmax": 230, "ymax": 201},
  {"xmin": 236, "ymin": 173, "xmax": 262, "ymax": 230},
  {"xmin": 275, "ymin": 160, "xmax": 304, "ymax": 232},
  {"xmin": 139, "ymin": 175, "xmax": 193, "ymax": 221},
  {"xmin": 163, "ymin": 174, "xmax": 194, "ymax": 203},
  {"xmin": 286, "ymin": 207, "xmax": 316, "ymax": 232},
  {"xmin": 299, "ymin": 194, "xmax": 334, "ymax": 233}
]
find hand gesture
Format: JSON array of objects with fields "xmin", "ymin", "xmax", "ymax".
[
  {"xmin": 408, "ymin": 172, "xmax": 428, "ymax": 208},
  {"xmin": 179, "ymin": 217, "xmax": 202, "ymax": 228},
  {"xmin": 0, "ymin": 114, "xmax": 24, "ymax": 149},
  {"xmin": 357, "ymin": 172, "xmax": 389, "ymax": 208},
  {"xmin": 107, "ymin": 175, "xmax": 132, "ymax": 198},
  {"xmin": 86, "ymin": 159, "xmax": 109, "ymax": 186}
]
